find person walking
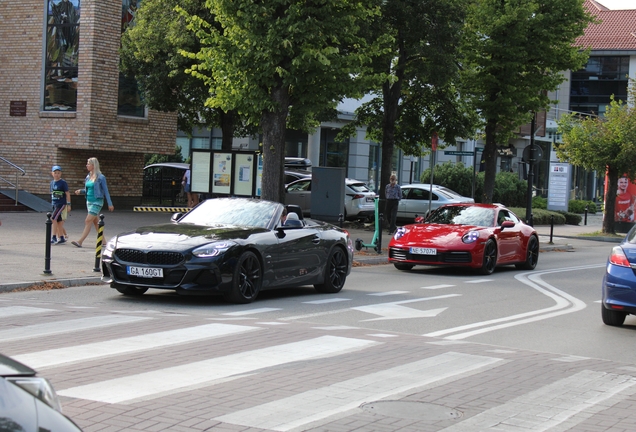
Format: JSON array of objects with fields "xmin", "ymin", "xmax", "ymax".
[
  {"xmin": 50, "ymin": 165, "xmax": 71, "ymax": 244},
  {"xmin": 71, "ymin": 157, "xmax": 114, "ymax": 248},
  {"xmin": 182, "ymin": 168, "xmax": 199, "ymax": 208},
  {"xmin": 385, "ymin": 174, "xmax": 402, "ymax": 235}
]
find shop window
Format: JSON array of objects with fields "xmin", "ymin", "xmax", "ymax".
[{"xmin": 44, "ymin": 0, "xmax": 80, "ymax": 111}]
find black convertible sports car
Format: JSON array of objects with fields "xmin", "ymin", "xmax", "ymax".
[{"xmin": 102, "ymin": 198, "xmax": 353, "ymax": 303}]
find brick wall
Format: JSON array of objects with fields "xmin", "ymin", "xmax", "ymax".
[{"xmin": 0, "ymin": 0, "xmax": 177, "ymax": 209}]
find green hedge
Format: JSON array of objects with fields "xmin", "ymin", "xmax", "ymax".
[{"xmin": 568, "ymin": 199, "xmax": 597, "ymax": 214}]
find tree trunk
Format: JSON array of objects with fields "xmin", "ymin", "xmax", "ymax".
[
  {"xmin": 603, "ymin": 168, "xmax": 618, "ymax": 235},
  {"xmin": 220, "ymin": 110, "xmax": 236, "ymax": 151},
  {"xmin": 260, "ymin": 86, "xmax": 290, "ymax": 203},
  {"xmin": 481, "ymin": 118, "xmax": 498, "ymax": 204}
]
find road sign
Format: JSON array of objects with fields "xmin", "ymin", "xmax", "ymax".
[
  {"xmin": 444, "ymin": 151, "xmax": 474, "ymax": 156},
  {"xmin": 475, "ymin": 147, "xmax": 484, "ymax": 151}
]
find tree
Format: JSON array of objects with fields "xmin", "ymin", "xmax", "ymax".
[
  {"xmin": 120, "ymin": 0, "xmax": 252, "ymax": 149},
  {"xmin": 340, "ymin": 0, "xmax": 477, "ymax": 200},
  {"xmin": 180, "ymin": 0, "xmax": 377, "ymax": 203},
  {"xmin": 461, "ymin": 0, "xmax": 593, "ymax": 203},
  {"xmin": 557, "ymin": 84, "xmax": 636, "ymax": 234}
]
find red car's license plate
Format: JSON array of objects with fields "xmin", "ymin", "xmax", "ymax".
[{"xmin": 410, "ymin": 247, "xmax": 437, "ymax": 255}]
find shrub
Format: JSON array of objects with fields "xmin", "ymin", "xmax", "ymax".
[
  {"xmin": 420, "ymin": 162, "xmax": 475, "ymax": 198},
  {"xmin": 492, "ymin": 172, "xmax": 526, "ymax": 207},
  {"xmin": 557, "ymin": 211, "xmax": 583, "ymax": 225},
  {"xmin": 568, "ymin": 199, "xmax": 597, "ymax": 214},
  {"xmin": 509, "ymin": 207, "xmax": 566, "ymax": 225},
  {"xmin": 532, "ymin": 196, "xmax": 547, "ymax": 209}
]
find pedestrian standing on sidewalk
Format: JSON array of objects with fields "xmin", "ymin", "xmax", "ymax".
[
  {"xmin": 72, "ymin": 157, "xmax": 114, "ymax": 248},
  {"xmin": 50, "ymin": 165, "xmax": 71, "ymax": 245},
  {"xmin": 385, "ymin": 174, "xmax": 402, "ymax": 235}
]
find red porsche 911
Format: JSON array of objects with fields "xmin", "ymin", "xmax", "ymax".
[{"xmin": 388, "ymin": 203, "xmax": 539, "ymax": 275}]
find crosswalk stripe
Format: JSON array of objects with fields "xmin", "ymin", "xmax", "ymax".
[
  {"xmin": 58, "ymin": 335, "xmax": 380, "ymax": 404},
  {"xmin": 215, "ymin": 351, "xmax": 502, "ymax": 431},
  {"xmin": 0, "ymin": 315, "xmax": 152, "ymax": 343},
  {"xmin": 439, "ymin": 370, "xmax": 636, "ymax": 432},
  {"xmin": 0, "ymin": 306, "xmax": 55, "ymax": 318},
  {"xmin": 12, "ymin": 323, "xmax": 261, "ymax": 370}
]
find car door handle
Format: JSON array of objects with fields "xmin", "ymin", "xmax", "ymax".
[{"xmin": 312, "ymin": 238, "xmax": 320, "ymax": 244}]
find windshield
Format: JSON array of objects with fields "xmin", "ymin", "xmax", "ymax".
[
  {"xmin": 427, "ymin": 205, "xmax": 495, "ymax": 227},
  {"xmin": 178, "ymin": 198, "xmax": 279, "ymax": 229}
]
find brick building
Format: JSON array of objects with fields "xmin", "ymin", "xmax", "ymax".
[{"xmin": 1, "ymin": 0, "xmax": 177, "ymax": 208}]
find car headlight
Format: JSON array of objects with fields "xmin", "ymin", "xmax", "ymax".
[
  {"xmin": 7, "ymin": 376, "xmax": 63, "ymax": 412},
  {"xmin": 462, "ymin": 231, "xmax": 479, "ymax": 244},
  {"xmin": 193, "ymin": 241, "xmax": 236, "ymax": 258},
  {"xmin": 102, "ymin": 236, "xmax": 116, "ymax": 258},
  {"xmin": 394, "ymin": 227, "xmax": 407, "ymax": 240}
]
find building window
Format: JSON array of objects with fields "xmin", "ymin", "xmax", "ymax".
[
  {"xmin": 118, "ymin": 0, "xmax": 145, "ymax": 117},
  {"xmin": 570, "ymin": 56, "xmax": 629, "ymax": 116},
  {"xmin": 319, "ymin": 128, "xmax": 349, "ymax": 174},
  {"xmin": 44, "ymin": 0, "xmax": 80, "ymax": 111}
]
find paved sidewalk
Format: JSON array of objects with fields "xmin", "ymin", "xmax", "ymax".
[{"xmin": 0, "ymin": 210, "xmax": 616, "ymax": 291}]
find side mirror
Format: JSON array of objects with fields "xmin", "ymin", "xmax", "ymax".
[
  {"xmin": 501, "ymin": 220, "xmax": 515, "ymax": 230},
  {"xmin": 171, "ymin": 212, "xmax": 184, "ymax": 223}
]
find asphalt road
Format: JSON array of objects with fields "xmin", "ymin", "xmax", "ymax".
[{"xmin": 2, "ymin": 233, "xmax": 635, "ymax": 432}]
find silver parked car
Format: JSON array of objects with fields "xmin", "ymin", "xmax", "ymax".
[
  {"xmin": 397, "ymin": 184, "xmax": 474, "ymax": 221},
  {"xmin": 285, "ymin": 178, "xmax": 377, "ymax": 220}
]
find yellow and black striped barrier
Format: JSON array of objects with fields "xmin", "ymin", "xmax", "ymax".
[
  {"xmin": 133, "ymin": 206, "xmax": 190, "ymax": 213},
  {"xmin": 94, "ymin": 214, "xmax": 104, "ymax": 272}
]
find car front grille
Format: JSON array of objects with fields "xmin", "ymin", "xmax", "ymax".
[
  {"xmin": 389, "ymin": 248, "xmax": 471, "ymax": 264},
  {"xmin": 115, "ymin": 249, "xmax": 184, "ymax": 265}
]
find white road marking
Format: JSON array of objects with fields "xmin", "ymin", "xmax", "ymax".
[
  {"xmin": 369, "ymin": 291, "xmax": 410, "ymax": 296},
  {"xmin": 223, "ymin": 308, "xmax": 281, "ymax": 316},
  {"xmin": 0, "ymin": 315, "xmax": 152, "ymax": 343},
  {"xmin": 353, "ymin": 295, "xmax": 458, "ymax": 321},
  {"xmin": 12, "ymin": 323, "xmax": 261, "ymax": 369},
  {"xmin": 0, "ymin": 306, "xmax": 55, "ymax": 318},
  {"xmin": 303, "ymin": 298, "xmax": 351, "ymax": 304},
  {"xmin": 464, "ymin": 279, "xmax": 494, "ymax": 284},
  {"xmin": 440, "ymin": 370, "xmax": 636, "ymax": 432},
  {"xmin": 424, "ymin": 265, "xmax": 601, "ymax": 340},
  {"xmin": 420, "ymin": 284, "xmax": 455, "ymax": 290},
  {"xmin": 552, "ymin": 355, "xmax": 590, "ymax": 363},
  {"xmin": 58, "ymin": 336, "xmax": 380, "ymax": 404},
  {"xmin": 215, "ymin": 352, "xmax": 502, "ymax": 431}
]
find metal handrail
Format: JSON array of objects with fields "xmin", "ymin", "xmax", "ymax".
[{"xmin": 0, "ymin": 157, "xmax": 26, "ymax": 205}]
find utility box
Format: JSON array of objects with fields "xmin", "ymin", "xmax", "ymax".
[{"xmin": 311, "ymin": 167, "xmax": 345, "ymax": 223}]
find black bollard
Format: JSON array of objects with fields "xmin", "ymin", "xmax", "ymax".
[
  {"xmin": 377, "ymin": 213, "xmax": 383, "ymax": 254},
  {"xmin": 549, "ymin": 215, "xmax": 554, "ymax": 245},
  {"xmin": 44, "ymin": 213, "xmax": 52, "ymax": 274},
  {"xmin": 94, "ymin": 214, "xmax": 105, "ymax": 272},
  {"xmin": 584, "ymin": 206, "xmax": 588, "ymax": 226}
]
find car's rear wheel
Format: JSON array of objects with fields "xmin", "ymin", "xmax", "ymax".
[
  {"xmin": 394, "ymin": 263, "xmax": 414, "ymax": 271},
  {"xmin": 225, "ymin": 251, "xmax": 262, "ymax": 304},
  {"xmin": 315, "ymin": 247, "xmax": 347, "ymax": 293},
  {"xmin": 516, "ymin": 235, "xmax": 539, "ymax": 270},
  {"xmin": 479, "ymin": 239, "xmax": 497, "ymax": 275},
  {"xmin": 114, "ymin": 285, "xmax": 148, "ymax": 296},
  {"xmin": 601, "ymin": 304, "xmax": 626, "ymax": 326}
]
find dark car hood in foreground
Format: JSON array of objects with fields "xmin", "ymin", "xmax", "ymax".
[{"xmin": 113, "ymin": 223, "xmax": 270, "ymax": 251}]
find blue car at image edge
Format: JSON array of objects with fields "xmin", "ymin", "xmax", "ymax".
[{"xmin": 602, "ymin": 226, "xmax": 636, "ymax": 326}]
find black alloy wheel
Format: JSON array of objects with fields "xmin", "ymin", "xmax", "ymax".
[
  {"xmin": 479, "ymin": 239, "xmax": 497, "ymax": 275},
  {"xmin": 516, "ymin": 235, "xmax": 539, "ymax": 270},
  {"xmin": 315, "ymin": 247, "xmax": 348, "ymax": 293},
  {"xmin": 226, "ymin": 251, "xmax": 262, "ymax": 304}
]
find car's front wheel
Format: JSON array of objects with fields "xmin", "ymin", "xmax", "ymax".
[
  {"xmin": 315, "ymin": 247, "xmax": 348, "ymax": 293},
  {"xmin": 516, "ymin": 235, "xmax": 539, "ymax": 270},
  {"xmin": 601, "ymin": 304, "xmax": 626, "ymax": 326},
  {"xmin": 114, "ymin": 285, "xmax": 148, "ymax": 296},
  {"xmin": 226, "ymin": 251, "xmax": 262, "ymax": 304},
  {"xmin": 479, "ymin": 239, "xmax": 497, "ymax": 275}
]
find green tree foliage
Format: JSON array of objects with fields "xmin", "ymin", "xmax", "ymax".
[
  {"xmin": 119, "ymin": 0, "xmax": 250, "ymax": 149},
  {"xmin": 557, "ymin": 83, "xmax": 636, "ymax": 234},
  {"xmin": 462, "ymin": 0, "xmax": 593, "ymax": 203},
  {"xmin": 144, "ymin": 146, "xmax": 185, "ymax": 166},
  {"xmin": 341, "ymin": 0, "xmax": 478, "ymax": 199},
  {"xmin": 420, "ymin": 162, "xmax": 475, "ymax": 198},
  {"xmin": 180, "ymin": 0, "xmax": 377, "ymax": 202}
]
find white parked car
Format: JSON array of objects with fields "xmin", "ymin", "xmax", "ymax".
[
  {"xmin": 397, "ymin": 184, "xmax": 474, "ymax": 221},
  {"xmin": 285, "ymin": 178, "xmax": 377, "ymax": 220}
]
